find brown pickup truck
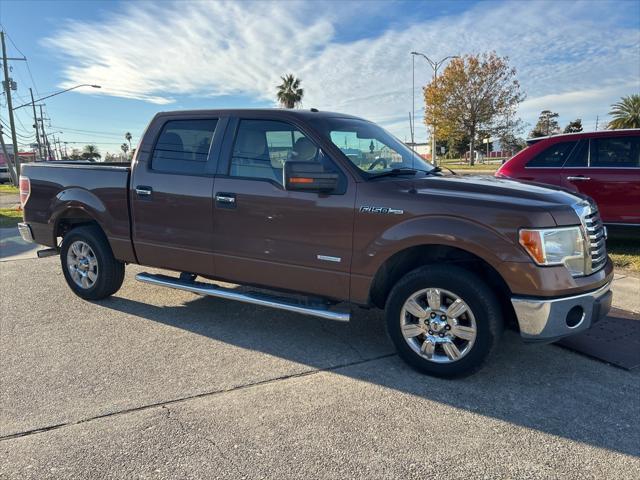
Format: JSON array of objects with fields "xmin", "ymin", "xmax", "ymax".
[{"xmin": 18, "ymin": 109, "xmax": 613, "ymax": 377}]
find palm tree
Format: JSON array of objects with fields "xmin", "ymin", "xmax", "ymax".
[
  {"xmin": 608, "ymin": 94, "xmax": 640, "ymax": 129},
  {"xmin": 276, "ymin": 74, "xmax": 303, "ymax": 109},
  {"xmin": 82, "ymin": 144, "xmax": 101, "ymax": 162},
  {"xmin": 120, "ymin": 143, "xmax": 129, "ymax": 160},
  {"xmin": 125, "ymin": 132, "xmax": 132, "ymax": 151}
]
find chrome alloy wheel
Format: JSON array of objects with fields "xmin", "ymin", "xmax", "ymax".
[
  {"xmin": 66, "ymin": 240, "xmax": 98, "ymax": 289},
  {"xmin": 400, "ymin": 288, "xmax": 477, "ymax": 363}
]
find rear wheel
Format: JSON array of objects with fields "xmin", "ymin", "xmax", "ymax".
[
  {"xmin": 60, "ymin": 225, "xmax": 125, "ymax": 300},
  {"xmin": 385, "ymin": 265, "xmax": 503, "ymax": 378}
]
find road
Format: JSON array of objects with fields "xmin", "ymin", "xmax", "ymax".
[{"xmin": 1, "ymin": 257, "xmax": 639, "ymax": 479}]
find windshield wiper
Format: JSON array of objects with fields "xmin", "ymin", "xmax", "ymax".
[
  {"xmin": 432, "ymin": 165, "xmax": 458, "ymax": 175},
  {"xmin": 367, "ymin": 168, "xmax": 423, "ymax": 179}
]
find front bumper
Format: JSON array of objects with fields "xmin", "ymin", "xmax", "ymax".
[
  {"xmin": 512, "ymin": 281, "xmax": 612, "ymax": 342},
  {"xmin": 17, "ymin": 222, "xmax": 34, "ymax": 243}
]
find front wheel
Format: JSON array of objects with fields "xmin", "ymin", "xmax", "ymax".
[
  {"xmin": 60, "ymin": 225, "xmax": 125, "ymax": 300},
  {"xmin": 385, "ymin": 265, "xmax": 503, "ymax": 378}
]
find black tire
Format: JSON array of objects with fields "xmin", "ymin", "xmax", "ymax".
[
  {"xmin": 385, "ymin": 265, "xmax": 503, "ymax": 378},
  {"xmin": 60, "ymin": 225, "xmax": 125, "ymax": 300}
]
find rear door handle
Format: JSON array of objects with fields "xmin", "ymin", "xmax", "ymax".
[
  {"xmin": 135, "ymin": 186, "xmax": 153, "ymax": 196},
  {"xmin": 215, "ymin": 192, "xmax": 236, "ymax": 208},
  {"xmin": 566, "ymin": 176, "xmax": 590, "ymax": 181}
]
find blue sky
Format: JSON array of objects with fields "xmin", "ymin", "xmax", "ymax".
[{"xmin": 1, "ymin": 0, "xmax": 639, "ymax": 156}]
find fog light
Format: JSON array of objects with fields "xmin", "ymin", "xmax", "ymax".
[{"xmin": 566, "ymin": 306, "xmax": 585, "ymax": 328}]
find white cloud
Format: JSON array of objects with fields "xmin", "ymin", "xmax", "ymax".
[{"xmin": 45, "ymin": 0, "xmax": 640, "ymax": 141}]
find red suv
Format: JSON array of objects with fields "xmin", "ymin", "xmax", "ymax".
[{"xmin": 496, "ymin": 129, "xmax": 640, "ymax": 226}]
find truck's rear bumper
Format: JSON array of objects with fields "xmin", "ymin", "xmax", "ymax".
[
  {"xmin": 17, "ymin": 222, "xmax": 34, "ymax": 243},
  {"xmin": 512, "ymin": 281, "xmax": 612, "ymax": 342}
]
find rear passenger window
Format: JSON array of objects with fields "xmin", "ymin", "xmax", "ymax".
[
  {"xmin": 590, "ymin": 137, "xmax": 640, "ymax": 168},
  {"xmin": 526, "ymin": 141, "xmax": 577, "ymax": 167},
  {"xmin": 151, "ymin": 119, "xmax": 217, "ymax": 174},
  {"xmin": 230, "ymin": 120, "xmax": 322, "ymax": 184},
  {"xmin": 564, "ymin": 140, "xmax": 588, "ymax": 167}
]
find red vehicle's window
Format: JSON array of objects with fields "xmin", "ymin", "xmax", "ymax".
[
  {"xmin": 590, "ymin": 137, "xmax": 640, "ymax": 168},
  {"xmin": 526, "ymin": 141, "xmax": 577, "ymax": 168},
  {"xmin": 564, "ymin": 140, "xmax": 588, "ymax": 167}
]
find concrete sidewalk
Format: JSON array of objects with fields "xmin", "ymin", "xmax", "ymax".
[
  {"xmin": 613, "ymin": 272, "xmax": 640, "ymax": 313},
  {"xmin": 0, "ymin": 226, "xmax": 39, "ymax": 261}
]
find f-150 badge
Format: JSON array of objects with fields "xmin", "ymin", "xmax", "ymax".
[{"xmin": 360, "ymin": 206, "xmax": 404, "ymax": 215}]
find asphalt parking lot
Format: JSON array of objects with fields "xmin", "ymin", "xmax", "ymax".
[{"xmin": 1, "ymin": 257, "xmax": 639, "ymax": 479}]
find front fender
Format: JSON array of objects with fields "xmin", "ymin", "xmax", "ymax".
[{"xmin": 354, "ymin": 215, "xmax": 530, "ymax": 277}]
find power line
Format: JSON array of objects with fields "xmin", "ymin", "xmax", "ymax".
[{"xmin": 50, "ymin": 125, "xmax": 130, "ymax": 137}]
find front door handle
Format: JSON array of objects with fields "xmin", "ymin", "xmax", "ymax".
[
  {"xmin": 566, "ymin": 176, "xmax": 591, "ymax": 181},
  {"xmin": 215, "ymin": 192, "xmax": 236, "ymax": 208},
  {"xmin": 135, "ymin": 186, "xmax": 153, "ymax": 196}
]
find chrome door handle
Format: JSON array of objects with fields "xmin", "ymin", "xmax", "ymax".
[
  {"xmin": 215, "ymin": 194, "xmax": 236, "ymax": 204},
  {"xmin": 566, "ymin": 176, "xmax": 591, "ymax": 181},
  {"xmin": 135, "ymin": 186, "xmax": 153, "ymax": 196}
]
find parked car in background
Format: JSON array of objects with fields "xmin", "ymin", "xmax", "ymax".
[{"xmin": 496, "ymin": 129, "xmax": 640, "ymax": 227}]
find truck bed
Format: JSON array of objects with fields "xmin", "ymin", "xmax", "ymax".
[{"xmin": 21, "ymin": 161, "xmax": 135, "ymax": 262}]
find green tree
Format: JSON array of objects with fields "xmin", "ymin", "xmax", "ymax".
[
  {"xmin": 608, "ymin": 94, "xmax": 640, "ymax": 129},
  {"xmin": 125, "ymin": 131, "xmax": 132, "ymax": 151},
  {"xmin": 424, "ymin": 52, "xmax": 524, "ymax": 165},
  {"xmin": 69, "ymin": 148, "xmax": 82, "ymax": 160},
  {"xmin": 81, "ymin": 144, "xmax": 101, "ymax": 161},
  {"xmin": 530, "ymin": 110, "xmax": 560, "ymax": 137},
  {"xmin": 563, "ymin": 118, "xmax": 583, "ymax": 133},
  {"xmin": 276, "ymin": 74, "xmax": 304, "ymax": 109},
  {"xmin": 120, "ymin": 142, "xmax": 129, "ymax": 160}
]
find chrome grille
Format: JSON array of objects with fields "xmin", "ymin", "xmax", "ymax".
[{"xmin": 581, "ymin": 204, "xmax": 607, "ymax": 274}]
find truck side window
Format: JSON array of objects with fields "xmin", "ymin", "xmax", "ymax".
[
  {"xmin": 590, "ymin": 137, "xmax": 640, "ymax": 168},
  {"xmin": 526, "ymin": 141, "xmax": 577, "ymax": 168},
  {"xmin": 151, "ymin": 119, "xmax": 218, "ymax": 174},
  {"xmin": 230, "ymin": 120, "xmax": 324, "ymax": 185}
]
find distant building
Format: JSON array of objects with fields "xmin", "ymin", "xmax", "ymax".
[{"xmin": 405, "ymin": 142, "xmax": 431, "ymax": 160}]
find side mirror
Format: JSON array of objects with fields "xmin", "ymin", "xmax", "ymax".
[{"xmin": 284, "ymin": 161, "xmax": 339, "ymax": 192}]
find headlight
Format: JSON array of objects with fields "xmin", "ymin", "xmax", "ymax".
[{"xmin": 519, "ymin": 227, "xmax": 586, "ymax": 277}]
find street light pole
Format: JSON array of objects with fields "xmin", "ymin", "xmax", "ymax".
[
  {"xmin": 411, "ymin": 52, "xmax": 459, "ymax": 166},
  {"xmin": 12, "ymin": 84, "xmax": 101, "ymax": 111},
  {"xmin": 411, "ymin": 53, "xmax": 415, "ymax": 144}
]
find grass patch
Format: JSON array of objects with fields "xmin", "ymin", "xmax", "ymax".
[
  {"xmin": 0, "ymin": 184, "xmax": 18, "ymax": 194},
  {"xmin": 0, "ymin": 208, "xmax": 22, "ymax": 228},
  {"xmin": 607, "ymin": 237, "xmax": 640, "ymax": 273}
]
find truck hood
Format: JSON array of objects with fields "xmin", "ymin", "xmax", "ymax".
[{"xmin": 405, "ymin": 174, "xmax": 584, "ymax": 226}]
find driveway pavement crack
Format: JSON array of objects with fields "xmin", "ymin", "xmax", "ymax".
[
  {"xmin": 0, "ymin": 352, "xmax": 396, "ymax": 442},
  {"xmin": 162, "ymin": 405, "xmax": 247, "ymax": 479}
]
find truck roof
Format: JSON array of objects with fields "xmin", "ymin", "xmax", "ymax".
[{"xmin": 155, "ymin": 108, "xmax": 364, "ymax": 121}]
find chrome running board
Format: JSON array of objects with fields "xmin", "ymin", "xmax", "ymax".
[{"xmin": 135, "ymin": 272, "xmax": 350, "ymax": 322}]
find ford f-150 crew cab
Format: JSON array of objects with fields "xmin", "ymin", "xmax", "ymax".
[{"xmin": 18, "ymin": 109, "xmax": 613, "ymax": 377}]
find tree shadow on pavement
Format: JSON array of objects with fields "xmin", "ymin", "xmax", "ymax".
[{"xmin": 101, "ymin": 292, "xmax": 640, "ymax": 458}]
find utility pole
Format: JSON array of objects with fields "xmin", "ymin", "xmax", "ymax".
[
  {"xmin": 29, "ymin": 88, "xmax": 42, "ymax": 159},
  {"xmin": 38, "ymin": 104, "xmax": 53, "ymax": 159},
  {"xmin": 595, "ymin": 115, "xmax": 599, "ymax": 131},
  {"xmin": 1, "ymin": 30, "xmax": 23, "ymax": 178}
]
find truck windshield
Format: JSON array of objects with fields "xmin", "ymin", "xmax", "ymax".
[{"xmin": 316, "ymin": 118, "xmax": 434, "ymax": 176}]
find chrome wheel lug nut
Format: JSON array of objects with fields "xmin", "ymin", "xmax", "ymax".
[
  {"xmin": 440, "ymin": 315, "xmax": 446, "ymax": 321},
  {"xmin": 439, "ymin": 333, "xmax": 445, "ymax": 338},
  {"xmin": 430, "ymin": 312, "xmax": 436, "ymax": 319},
  {"xmin": 428, "ymin": 330, "xmax": 433, "ymax": 335},
  {"xmin": 445, "ymin": 325, "xmax": 451, "ymax": 330}
]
